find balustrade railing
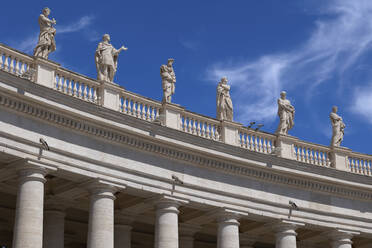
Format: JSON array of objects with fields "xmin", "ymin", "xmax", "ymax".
[
  {"xmin": 293, "ymin": 141, "xmax": 331, "ymax": 167},
  {"xmin": 0, "ymin": 44, "xmax": 34, "ymax": 79},
  {"xmin": 238, "ymin": 128, "xmax": 276, "ymax": 154},
  {"xmin": 119, "ymin": 91, "xmax": 162, "ymax": 121},
  {"xmin": 2, "ymin": 43, "xmax": 372, "ymax": 176},
  {"xmin": 180, "ymin": 111, "xmax": 221, "ymax": 140},
  {"xmin": 348, "ymin": 153, "xmax": 372, "ymax": 176},
  {"xmin": 54, "ymin": 69, "xmax": 100, "ymax": 103}
]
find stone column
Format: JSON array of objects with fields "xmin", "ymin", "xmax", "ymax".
[
  {"xmin": 114, "ymin": 224, "xmax": 132, "ymax": 248},
  {"xmin": 329, "ymin": 230, "xmax": 359, "ymax": 248},
  {"xmin": 43, "ymin": 209, "xmax": 66, "ymax": 248},
  {"xmin": 273, "ymin": 220, "xmax": 304, "ymax": 248},
  {"xmin": 87, "ymin": 183, "xmax": 117, "ymax": 248},
  {"xmin": 217, "ymin": 213, "xmax": 240, "ymax": 248},
  {"xmin": 154, "ymin": 195, "xmax": 189, "ymax": 248},
  {"xmin": 12, "ymin": 167, "xmax": 47, "ymax": 248}
]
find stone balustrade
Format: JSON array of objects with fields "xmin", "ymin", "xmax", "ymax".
[
  {"xmin": 119, "ymin": 90, "xmax": 162, "ymax": 121},
  {"xmin": 55, "ymin": 68, "xmax": 100, "ymax": 103},
  {"xmin": 180, "ymin": 110, "xmax": 221, "ymax": 141},
  {"xmin": 292, "ymin": 140, "xmax": 331, "ymax": 167},
  {"xmin": 1, "ymin": 42, "xmax": 372, "ymax": 177},
  {"xmin": 348, "ymin": 152, "xmax": 372, "ymax": 176},
  {"xmin": 238, "ymin": 127, "xmax": 276, "ymax": 154},
  {"xmin": 0, "ymin": 44, "xmax": 34, "ymax": 79}
]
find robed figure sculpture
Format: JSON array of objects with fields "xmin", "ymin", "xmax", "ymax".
[
  {"xmin": 330, "ymin": 106, "xmax": 345, "ymax": 147},
  {"xmin": 216, "ymin": 77, "xmax": 233, "ymax": 121},
  {"xmin": 160, "ymin": 58, "xmax": 176, "ymax": 103},
  {"xmin": 95, "ymin": 34, "xmax": 128, "ymax": 83},
  {"xmin": 275, "ymin": 91, "xmax": 295, "ymax": 135},
  {"xmin": 33, "ymin": 7, "xmax": 57, "ymax": 59}
]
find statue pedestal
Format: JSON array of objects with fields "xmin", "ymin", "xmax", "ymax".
[
  {"xmin": 158, "ymin": 102, "xmax": 184, "ymax": 130},
  {"xmin": 34, "ymin": 58, "xmax": 59, "ymax": 88},
  {"xmin": 220, "ymin": 120, "xmax": 242, "ymax": 146},
  {"xmin": 275, "ymin": 135, "xmax": 299, "ymax": 160},
  {"xmin": 330, "ymin": 146, "xmax": 351, "ymax": 171},
  {"xmin": 98, "ymin": 81, "xmax": 123, "ymax": 111}
]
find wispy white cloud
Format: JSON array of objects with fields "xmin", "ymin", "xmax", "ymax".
[
  {"xmin": 206, "ymin": 0, "xmax": 372, "ymax": 124},
  {"xmin": 12, "ymin": 15, "xmax": 95, "ymax": 54},
  {"xmin": 351, "ymin": 84, "xmax": 372, "ymax": 124},
  {"xmin": 58, "ymin": 15, "xmax": 95, "ymax": 34}
]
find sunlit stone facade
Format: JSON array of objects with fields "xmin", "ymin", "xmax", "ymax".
[{"xmin": 0, "ymin": 44, "xmax": 371, "ymax": 248}]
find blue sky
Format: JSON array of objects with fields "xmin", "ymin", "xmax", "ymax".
[{"xmin": 2, "ymin": 0, "xmax": 372, "ymax": 154}]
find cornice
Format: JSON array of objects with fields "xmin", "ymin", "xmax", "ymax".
[{"xmin": 1, "ymin": 72, "xmax": 372, "ymax": 202}]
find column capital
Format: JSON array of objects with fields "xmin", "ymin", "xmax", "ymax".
[
  {"xmin": 17, "ymin": 166, "xmax": 47, "ymax": 184},
  {"xmin": 328, "ymin": 229, "xmax": 359, "ymax": 247},
  {"xmin": 216, "ymin": 208, "xmax": 248, "ymax": 224},
  {"xmin": 272, "ymin": 220, "xmax": 305, "ymax": 238},
  {"xmin": 153, "ymin": 194, "xmax": 189, "ymax": 213},
  {"xmin": 84, "ymin": 179, "xmax": 123, "ymax": 201}
]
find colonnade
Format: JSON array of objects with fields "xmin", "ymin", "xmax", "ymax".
[{"xmin": 8, "ymin": 165, "xmax": 359, "ymax": 248}]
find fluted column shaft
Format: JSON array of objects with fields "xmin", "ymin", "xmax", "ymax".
[
  {"xmin": 114, "ymin": 224, "xmax": 132, "ymax": 248},
  {"xmin": 87, "ymin": 184, "xmax": 116, "ymax": 248},
  {"xmin": 154, "ymin": 199, "xmax": 181, "ymax": 248},
  {"xmin": 12, "ymin": 167, "xmax": 46, "ymax": 248},
  {"xmin": 217, "ymin": 214, "xmax": 240, "ymax": 248},
  {"xmin": 43, "ymin": 210, "xmax": 65, "ymax": 248},
  {"xmin": 274, "ymin": 223, "xmax": 299, "ymax": 248}
]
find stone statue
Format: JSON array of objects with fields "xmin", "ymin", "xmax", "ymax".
[
  {"xmin": 95, "ymin": 34, "xmax": 128, "ymax": 83},
  {"xmin": 275, "ymin": 91, "xmax": 295, "ymax": 135},
  {"xmin": 216, "ymin": 77, "xmax": 233, "ymax": 121},
  {"xmin": 33, "ymin": 7, "xmax": 57, "ymax": 59},
  {"xmin": 160, "ymin": 58, "xmax": 176, "ymax": 103},
  {"xmin": 330, "ymin": 106, "xmax": 345, "ymax": 147}
]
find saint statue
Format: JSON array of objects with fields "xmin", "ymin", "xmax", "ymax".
[
  {"xmin": 33, "ymin": 7, "xmax": 57, "ymax": 59},
  {"xmin": 216, "ymin": 77, "xmax": 233, "ymax": 121},
  {"xmin": 275, "ymin": 91, "xmax": 295, "ymax": 135},
  {"xmin": 95, "ymin": 34, "xmax": 128, "ymax": 83},
  {"xmin": 160, "ymin": 58, "xmax": 176, "ymax": 103},
  {"xmin": 330, "ymin": 106, "xmax": 345, "ymax": 147}
]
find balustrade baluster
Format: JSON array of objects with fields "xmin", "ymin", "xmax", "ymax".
[
  {"xmin": 14, "ymin": 58, "xmax": 20, "ymax": 75},
  {"xmin": 350, "ymin": 159, "xmax": 355, "ymax": 173},
  {"xmin": 93, "ymin": 87, "xmax": 98, "ymax": 103},
  {"xmin": 127, "ymin": 99, "xmax": 132, "ymax": 115},
  {"xmin": 196, "ymin": 121, "xmax": 201, "ymax": 136},
  {"xmin": 309, "ymin": 150, "xmax": 314, "ymax": 164},
  {"xmin": 122, "ymin": 97, "xmax": 127, "ymax": 113},
  {"xmin": 146, "ymin": 105, "xmax": 150, "ymax": 120},
  {"xmin": 87, "ymin": 86, "xmax": 92, "ymax": 101},
  {"xmin": 77, "ymin": 82, "xmax": 83, "ymax": 98},
  {"xmin": 60, "ymin": 76, "xmax": 65, "ymax": 92},
  {"xmin": 151, "ymin": 106, "xmax": 155, "ymax": 120},
  {"xmin": 258, "ymin": 138, "xmax": 263, "ymax": 152},
  {"xmin": 9, "ymin": 56, "xmax": 14, "ymax": 74},
  {"xmin": 4, "ymin": 54, "xmax": 9, "ymax": 71},
  {"xmin": 205, "ymin": 123, "xmax": 211, "ymax": 139},
  {"xmin": 211, "ymin": 124, "xmax": 216, "ymax": 139},
  {"xmin": 54, "ymin": 75, "xmax": 59, "ymax": 90},
  {"xmin": 0, "ymin": 52, "xmax": 3, "ymax": 70},
  {"xmin": 136, "ymin": 102, "xmax": 141, "ymax": 117},
  {"xmin": 314, "ymin": 151, "xmax": 319, "ymax": 165},
  {"xmin": 73, "ymin": 81, "xmax": 78, "ymax": 96},
  {"xmin": 20, "ymin": 61, "xmax": 25, "ymax": 75},
  {"xmin": 201, "ymin": 122, "xmax": 205, "ymax": 137}
]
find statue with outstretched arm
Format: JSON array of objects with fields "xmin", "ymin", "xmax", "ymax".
[{"xmin": 95, "ymin": 34, "xmax": 128, "ymax": 83}]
